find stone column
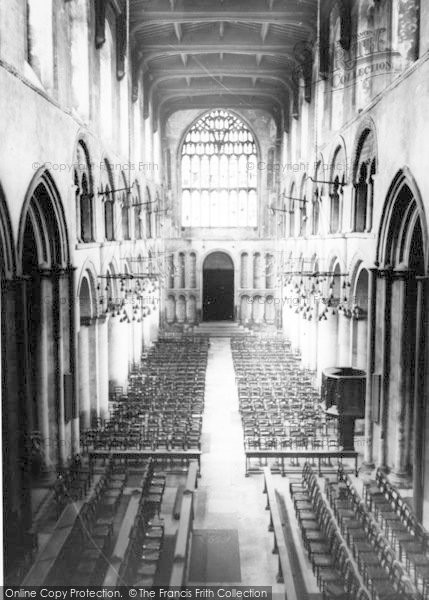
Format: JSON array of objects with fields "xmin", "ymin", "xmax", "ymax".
[
  {"xmin": 390, "ymin": 271, "xmax": 409, "ymax": 483},
  {"xmin": 355, "ymin": 318, "xmax": 368, "ymax": 370},
  {"xmin": 317, "ymin": 312, "xmax": 338, "ymax": 383},
  {"xmin": 68, "ymin": 267, "xmax": 79, "ymax": 456},
  {"xmin": 108, "ymin": 314, "xmax": 129, "ymax": 391},
  {"xmin": 87, "ymin": 317, "xmax": 100, "ymax": 424},
  {"xmin": 132, "ymin": 317, "xmax": 142, "ymax": 363},
  {"xmin": 377, "ymin": 271, "xmax": 392, "ymax": 470},
  {"xmin": 337, "ymin": 312, "xmax": 351, "ymax": 366},
  {"xmin": 5, "ymin": 278, "xmax": 32, "ymax": 528},
  {"xmin": 362, "ymin": 268, "xmax": 377, "ymax": 469},
  {"xmin": 78, "ymin": 322, "xmax": 91, "ymax": 428},
  {"xmin": 97, "ymin": 315, "xmax": 109, "ymax": 419},
  {"xmin": 37, "ymin": 274, "xmax": 52, "ymax": 469},
  {"xmin": 54, "ymin": 269, "xmax": 69, "ymax": 467},
  {"xmin": 413, "ymin": 277, "xmax": 427, "ymax": 520},
  {"xmin": 300, "ymin": 316, "xmax": 310, "ymax": 369},
  {"xmin": 308, "ymin": 304, "xmax": 318, "ymax": 372}
]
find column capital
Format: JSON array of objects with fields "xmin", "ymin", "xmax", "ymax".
[{"xmin": 377, "ymin": 266, "xmax": 416, "ymax": 280}]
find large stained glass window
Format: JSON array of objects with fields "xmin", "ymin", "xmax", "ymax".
[{"xmin": 181, "ymin": 110, "xmax": 258, "ymax": 227}]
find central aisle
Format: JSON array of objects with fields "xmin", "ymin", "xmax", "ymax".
[{"xmin": 190, "ymin": 337, "xmax": 283, "ymax": 593}]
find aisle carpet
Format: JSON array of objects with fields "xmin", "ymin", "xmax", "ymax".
[{"xmin": 189, "ymin": 529, "xmax": 241, "ymax": 582}]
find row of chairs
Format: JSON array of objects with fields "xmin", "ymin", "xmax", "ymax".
[
  {"xmin": 361, "ymin": 468, "xmax": 429, "ymax": 595},
  {"xmin": 119, "ymin": 469, "xmax": 167, "ymax": 586},
  {"xmin": 71, "ymin": 461, "xmax": 128, "ymax": 585},
  {"xmin": 52, "ymin": 455, "xmax": 94, "ymax": 515},
  {"xmin": 81, "ymin": 338, "xmax": 209, "ymax": 453},
  {"xmin": 327, "ymin": 466, "xmax": 420, "ymax": 599},
  {"xmin": 290, "ymin": 464, "xmax": 367, "ymax": 600},
  {"xmin": 231, "ymin": 338, "xmax": 338, "ymax": 454},
  {"xmin": 72, "ymin": 458, "xmax": 166, "ymax": 585}
]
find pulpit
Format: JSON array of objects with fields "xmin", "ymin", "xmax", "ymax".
[{"xmin": 322, "ymin": 367, "xmax": 366, "ymax": 451}]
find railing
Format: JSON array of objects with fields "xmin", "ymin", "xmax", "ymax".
[
  {"xmin": 263, "ymin": 467, "xmax": 298, "ymax": 600},
  {"xmin": 169, "ymin": 461, "xmax": 199, "ymax": 587},
  {"xmin": 246, "ymin": 449, "xmax": 358, "ymax": 477},
  {"xmin": 88, "ymin": 449, "xmax": 201, "ymax": 475}
]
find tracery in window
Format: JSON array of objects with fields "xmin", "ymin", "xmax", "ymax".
[{"xmin": 181, "ymin": 110, "xmax": 257, "ymax": 227}]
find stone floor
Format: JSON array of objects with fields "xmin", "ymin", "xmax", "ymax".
[{"xmin": 189, "ymin": 337, "xmax": 284, "ymax": 594}]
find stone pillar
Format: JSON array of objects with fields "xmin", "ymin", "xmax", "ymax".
[
  {"xmin": 338, "ymin": 312, "xmax": 351, "ymax": 366},
  {"xmin": 377, "ymin": 271, "xmax": 392, "ymax": 470},
  {"xmin": 87, "ymin": 317, "xmax": 100, "ymax": 424},
  {"xmin": 132, "ymin": 317, "xmax": 142, "ymax": 363},
  {"xmin": 390, "ymin": 272, "xmax": 409, "ymax": 483},
  {"xmin": 128, "ymin": 318, "xmax": 134, "ymax": 365},
  {"xmin": 355, "ymin": 318, "xmax": 368, "ymax": 370},
  {"xmin": 78, "ymin": 323, "xmax": 91, "ymax": 428},
  {"xmin": 4, "ymin": 278, "xmax": 32, "ymax": 529},
  {"xmin": 68, "ymin": 267, "xmax": 79, "ymax": 456},
  {"xmin": 308, "ymin": 305, "xmax": 318, "ymax": 372},
  {"xmin": 317, "ymin": 312, "xmax": 338, "ymax": 383},
  {"xmin": 413, "ymin": 277, "xmax": 427, "ymax": 520},
  {"xmin": 37, "ymin": 275, "xmax": 52, "ymax": 469},
  {"xmin": 54, "ymin": 269, "xmax": 70, "ymax": 467},
  {"xmin": 108, "ymin": 315, "xmax": 129, "ymax": 391},
  {"xmin": 300, "ymin": 317, "xmax": 310, "ymax": 369},
  {"xmin": 97, "ymin": 315, "xmax": 109, "ymax": 419},
  {"xmin": 363, "ymin": 268, "xmax": 377, "ymax": 469}
]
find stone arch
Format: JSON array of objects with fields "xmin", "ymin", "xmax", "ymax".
[
  {"xmin": 351, "ymin": 117, "xmax": 378, "ymax": 180},
  {"xmin": 377, "ymin": 168, "xmax": 428, "ymax": 270},
  {"xmin": 18, "ymin": 170, "xmax": 70, "ymax": 272},
  {"xmin": 375, "ymin": 168, "xmax": 427, "ymax": 497},
  {"xmin": 77, "ymin": 266, "xmax": 98, "ymax": 320},
  {"xmin": 17, "ymin": 170, "xmax": 73, "ymax": 473}
]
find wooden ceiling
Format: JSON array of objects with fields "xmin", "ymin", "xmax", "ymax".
[{"xmin": 130, "ymin": 0, "xmax": 318, "ymax": 126}]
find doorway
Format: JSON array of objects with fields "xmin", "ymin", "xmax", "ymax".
[{"xmin": 203, "ymin": 252, "xmax": 234, "ymax": 321}]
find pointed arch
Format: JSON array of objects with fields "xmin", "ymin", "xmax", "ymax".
[
  {"xmin": 180, "ymin": 109, "xmax": 258, "ymax": 227},
  {"xmin": 18, "ymin": 170, "xmax": 70, "ymax": 273},
  {"xmin": 377, "ymin": 168, "xmax": 428, "ymax": 271}
]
